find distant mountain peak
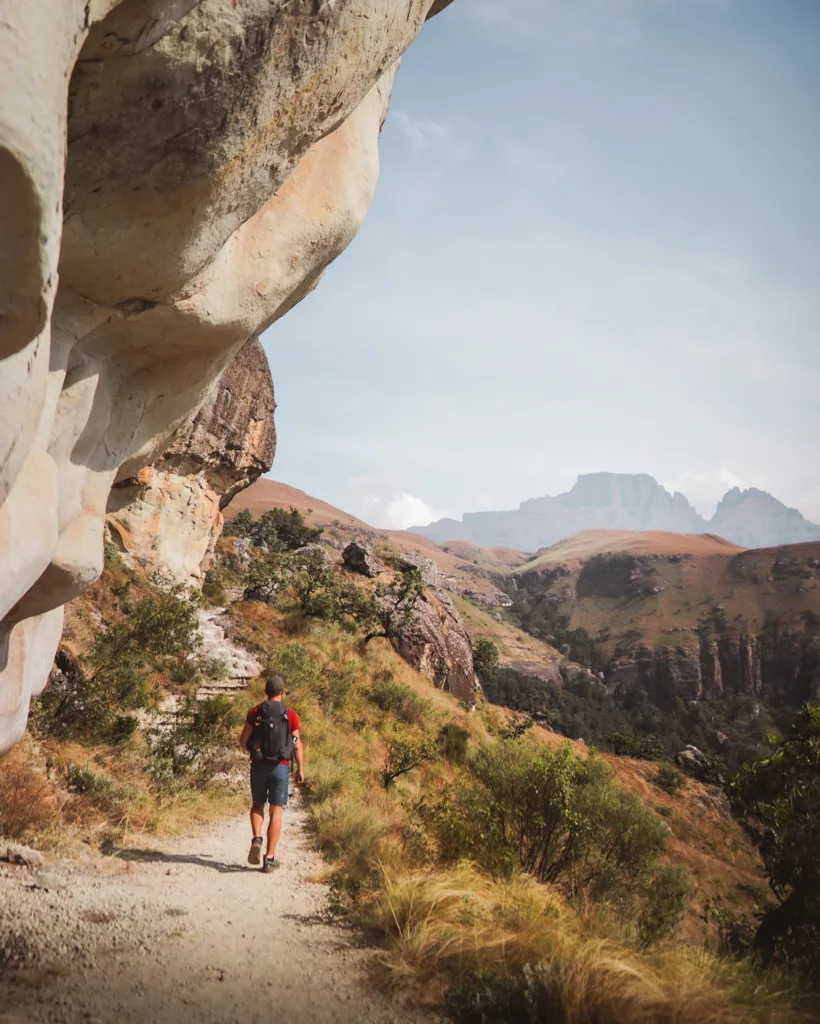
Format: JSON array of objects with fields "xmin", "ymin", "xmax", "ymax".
[{"xmin": 412, "ymin": 473, "xmax": 820, "ymax": 552}]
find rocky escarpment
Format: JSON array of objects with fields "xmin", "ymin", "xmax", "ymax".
[
  {"xmin": 502, "ymin": 541, "xmax": 820, "ymax": 707},
  {"xmin": 343, "ymin": 543, "xmax": 478, "ymax": 703},
  {"xmin": 0, "ymin": 0, "xmax": 452, "ymax": 752},
  {"xmin": 106, "ymin": 338, "xmax": 275, "ymax": 585},
  {"xmin": 607, "ymin": 632, "xmax": 820, "ymax": 704}
]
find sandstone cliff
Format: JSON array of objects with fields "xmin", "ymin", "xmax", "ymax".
[
  {"xmin": 0, "ymin": 0, "xmax": 453, "ymax": 752},
  {"xmin": 106, "ymin": 338, "xmax": 276, "ymax": 585}
]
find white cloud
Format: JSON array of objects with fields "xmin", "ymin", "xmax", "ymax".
[
  {"xmin": 663, "ymin": 466, "xmax": 755, "ymax": 517},
  {"xmin": 373, "ymin": 493, "xmax": 439, "ymax": 530},
  {"xmin": 391, "ymin": 111, "xmax": 450, "ymax": 153}
]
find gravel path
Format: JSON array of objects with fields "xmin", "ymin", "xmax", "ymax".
[{"xmin": 0, "ymin": 794, "xmax": 438, "ymax": 1024}]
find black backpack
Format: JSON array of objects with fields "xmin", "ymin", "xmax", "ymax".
[{"xmin": 251, "ymin": 701, "xmax": 294, "ymax": 764}]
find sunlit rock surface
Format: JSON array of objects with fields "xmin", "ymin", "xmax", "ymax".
[{"xmin": 0, "ymin": 0, "xmax": 453, "ymax": 751}]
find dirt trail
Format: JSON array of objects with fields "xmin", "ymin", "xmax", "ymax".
[{"xmin": 0, "ymin": 795, "xmax": 438, "ymax": 1024}]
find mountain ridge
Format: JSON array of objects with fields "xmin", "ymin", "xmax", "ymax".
[{"xmin": 412, "ymin": 472, "xmax": 820, "ymax": 551}]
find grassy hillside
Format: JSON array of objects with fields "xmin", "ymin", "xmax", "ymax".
[
  {"xmin": 2, "ymin": 524, "xmax": 813, "ymax": 1020},
  {"xmin": 518, "ymin": 529, "xmax": 744, "ymax": 570},
  {"xmin": 510, "ymin": 534, "xmax": 820, "ymax": 652}
]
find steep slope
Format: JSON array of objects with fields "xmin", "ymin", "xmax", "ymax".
[
  {"xmin": 414, "ymin": 473, "xmax": 820, "ymax": 551},
  {"xmin": 504, "ymin": 533, "xmax": 820, "ymax": 709},
  {"xmin": 1, "ymin": 546, "xmax": 786, "ymax": 1023}
]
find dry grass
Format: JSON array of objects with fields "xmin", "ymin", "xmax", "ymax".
[
  {"xmin": 363, "ymin": 866, "xmax": 808, "ymax": 1024},
  {"xmin": 0, "ymin": 737, "xmax": 66, "ymax": 842}
]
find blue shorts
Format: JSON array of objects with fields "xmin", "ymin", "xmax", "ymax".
[{"xmin": 250, "ymin": 762, "xmax": 290, "ymax": 807}]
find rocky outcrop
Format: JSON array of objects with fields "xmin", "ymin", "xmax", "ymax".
[
  {"xmin": 607, "ymin": 633, "xmax": 820, "ymax": 704},
  {"xmin": 342, "ymin": 541, "xmax": 385, "ymax": 578},
  {"xmin": 106, "ymin": 338, "xmax": 275, "ymax": 585},
  {"xmin": 392, "ymin": 585, "xmax": 478, "ymax": 704},
  {"xmin": 380, "ymin": 552, "xmax": 477, "ymax": 703},
  {"xmin": 0, "ymin": 0, "xmax": 453, "ymax": 752}
]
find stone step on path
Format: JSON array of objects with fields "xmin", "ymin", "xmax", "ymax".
[
  {"xmin": 144, "ymin": 606, "xmax": 261, "ymax": 729},
  {"xmin": 195, "ymin": 607, "xmax": 261, "ymax": 700}
]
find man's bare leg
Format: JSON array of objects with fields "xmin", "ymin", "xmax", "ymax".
[
  {"xmin": 251, "ymin": 801, "xmax": 265, "ymax": 837},
  {"xmin": 266, "ymin": 805, "xmax": 283, "ymax": 859}
]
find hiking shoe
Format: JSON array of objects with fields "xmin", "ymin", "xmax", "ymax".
[
  {"xmin": 262, "ymin": 856, "xmax": 279, "ymax": 873},
  {"xmin": 248, "ymin": 837, "xmax": 263, "ymax": 866}
]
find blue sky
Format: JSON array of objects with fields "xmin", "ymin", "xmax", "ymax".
[{"xmin": 261, "ymin": 0, "xmax": 820, "ymax": 529}]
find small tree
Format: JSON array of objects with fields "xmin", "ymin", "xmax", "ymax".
[
  {"xmin": 381, "ymin": 738, "xmax": 438, "ymax": 790},
  {"xmin": 33, "ymin": 575, "xmax": 201, "ymax": 743},
  {"xmin": 254, "ymin": 507, "xmax": 321, "ymax": 551},
  {"xmin": 362, "ymin": 567, "xmax": 424, "ymax": 645},
  {"xmin": 224, "ymin": 508, "xmax": 254, "ymax": 538},
  {"xmin": 730, "ymin": 703, "xmax": 820, "ymax": 973},
  {"xmin": 472, "ymin": 638, "xmax": 500, "ymax": 678}
]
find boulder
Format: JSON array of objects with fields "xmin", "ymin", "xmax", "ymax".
[
  {"xmin": 386, "ymin": 568, "xmax": 478, "ymax": 704},
  {"xmin": 343, "ymin": 541, "xmax": 385, "ymax": 578},
  {"xmin": 3, "ymin": 843, "xmax": 45, "ymax": 869},
  {"xmin": 675, "ymin": 745, "xmax": 710, "ymax": 774},
  {"xmin": 398, "ymin": 552, "xmax": 439, "ymax": 587}
]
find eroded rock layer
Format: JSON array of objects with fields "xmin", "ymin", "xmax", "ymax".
[
  {"xmin": 0, "ymin": 0, "xmax": 453, "ymax": 751},
  {"xmin": 107, "ymin": 338, "xmax": 276, "ymax": 584}
]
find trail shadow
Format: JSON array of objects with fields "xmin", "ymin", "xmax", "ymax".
[{"xmin": 100, "ymin": 844, "xmax": 248, "ymax": 874}]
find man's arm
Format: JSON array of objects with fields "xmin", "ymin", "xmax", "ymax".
[
  {"xmin": 239, "ymin": 722, "xmax": 252, "ymax": 754},
  {"xmin": 292, "ymin": 730, "xmax": 305, "ymax": 784}
]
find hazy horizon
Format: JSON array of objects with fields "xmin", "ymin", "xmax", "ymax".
[{"xmin": 261, "ymin": 0, "xmax": 820, "ymax": 530}]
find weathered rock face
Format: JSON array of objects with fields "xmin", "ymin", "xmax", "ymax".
[
  {"xmin": 106, "ymin": 338, "xmax": 275, "ymax": 585},
  {"xmin": 0, "ymin": 0, "xmax": 453, "ymax": 751},
  {"xmin": 607, "ymin": 633, "xmax": 820, "ymax": 705},
  {"xmin": 388, "ymin": 556, "xmax": 478, "ymax": 703}
]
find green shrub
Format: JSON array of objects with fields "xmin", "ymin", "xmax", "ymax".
[
  {"xmin": 636, "ymin": 863, "xmax": 693, "ymax": 947},
  {"xmin": 148, "ymin": 695, "xmax": 239, "ymax": 789},
  {"xmin": 226, "ymin": 506, "xmax": 321, "ymax": 550},
  {"xmin": 32, "ymin": 577, "xmax": 201, "ymax": 744},
  {"xmin": 202, "ymin": 581, "xmax": 226, "ymax": 604},
  {"xmin": 266, "ymin": 644, "xmax": 323, "ymax": 695},
  {"xmin": 431, "ymin": 740, "xmax": 671, "ymax": 909},
  {"xmin": 472, "ymin": 638, "xmax": 500, "ymax": 678},
  {"xmin": 64, "ymin": 763, "xmax": 138, "ymax": 817},
  {"xmin": 382, "ymin": 738, "xmax": 439, "ymax": 790},
  {"xmin": 367, "ymin": 672, "xmax": 429, "ymax": 725},
  {"xmin": 440, "ymin": 723, "xmax": 470, "ymax": 765},
  {"xmin": 651, "ymin": 763, "xmax": 686, "ymax": 794},
  {"xmin": 606, "ymin": 730, "xmax": 667, "ymax": 761},
  {"xmin": 315, "ymin": 654, "xmax": 359, "ymax": 714}
]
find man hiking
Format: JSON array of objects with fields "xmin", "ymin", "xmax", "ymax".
[{"xmin": 239, "ymin": 675, "xmax": 305, "ymax": 873}]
